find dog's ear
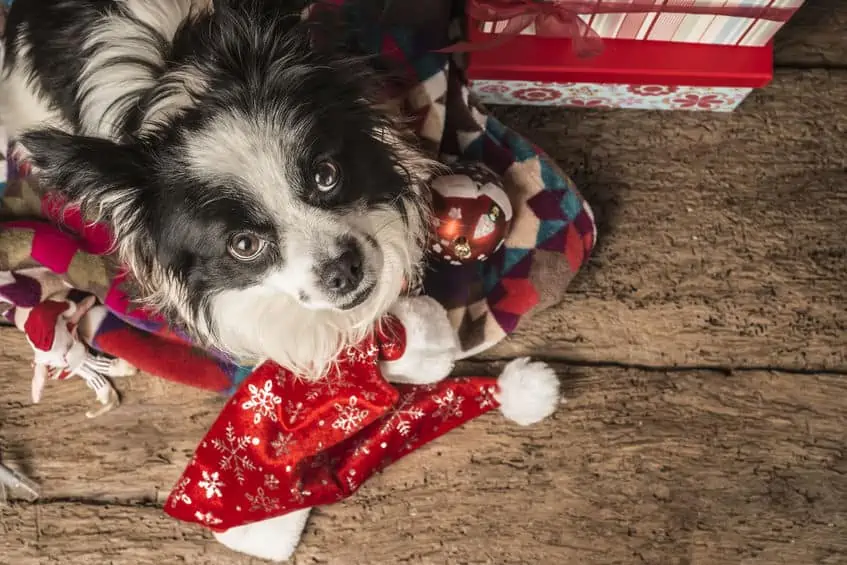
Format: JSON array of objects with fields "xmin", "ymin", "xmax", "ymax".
[{"xmin": 19, "ymin": 129, "xmax": 150, "ymax": 228}]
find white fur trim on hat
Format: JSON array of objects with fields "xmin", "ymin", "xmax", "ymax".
[
  {"xmin": 495, "ymin": 358, "xmax": 561, "ymax": 425},
  {"xmin": 213, "ymin": 508, "xmax": 311, "ymax": 562},
  {"xmin": 380, "ymin": 295, "xmax": 458, "ymax": 386}
]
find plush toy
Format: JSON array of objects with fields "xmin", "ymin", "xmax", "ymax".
[
  {"xmin": 430, "ymin": 162, "xmax": 513, "ymax": 264},
  {"xmin": 12, "ymin": 291, "xmax": 137, "ymax": 418},
  {"xmin": 165, "ymin": 295, "xmax": 560, "ymax": 561}
]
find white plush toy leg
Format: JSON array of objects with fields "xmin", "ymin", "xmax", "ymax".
[
  {"xmin": 110, "ymin": 358, "xmax": 138, "ymax": 377},
  {"xmin": 380, "ymin": 295, "xmax": 458, "ymax": 385},
  {"xmin": 495, "ymin": 358, "xmax": 561, "ymax": 426},
  {"xmin": 214, "ymin": 508, "xmax": 311, "ymax": 563}
]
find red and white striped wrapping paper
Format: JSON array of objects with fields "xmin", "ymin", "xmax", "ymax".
[{"xmin": 479, "ymin": 0, "xmax": 805, "ymax": 47}]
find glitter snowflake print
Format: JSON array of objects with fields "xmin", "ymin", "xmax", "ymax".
[
  {"xmin": 169, "ymin": 477, "xmax": 192, "ymax": 507},
  {"xmin": 350, "ymin": 440, "xmax": 371, "ymax": 459},
  {"xmin": 198, "ymin": 470, "xmax": 224, "ymax": 499},
  {"xmin": 345, "ymin": 469, "xmax": 359, "ymax": 492},
  {"xmin": 289, "ymin": 480, "xmax": 312, "ymax": 504},
  {"xmin": 285, "ymin": 400, "xmax": 305, "ymax": 425},
  {"xmin": 433, "ymin": 389, "xmax": 464, "ymax": 424},
  {"xmin": 474, "ymin": 384, "xmax": 498, "ymax": 410},
  {"xmin": 270, "ymin": 431, "xmax": 294, "ymax": 457},
  {"xmin": 246, "ymin": 487, "xmax": 281, "ymax": 513},
  {"xmin": 305, "ymin": 370, "xmax": 353, "ymax": 400},
  {"xmin": 194, "ymin": 511, "xmax": 222, "ymax": 526},
  {"xmin": 332, "ymin": 396, "xmax": 369, "ymax": 435},
  {"xmin": 212, "ymin": 421, "xmax": 258, "ymax": 485},
  {"xmin": 241, "ymin": 379, "xmax": 282, "ymax": 424},
  {"xmin": 264, "ymin": 474, "xmax": 280, "ymax": 490},
  {"xmin": 344, "ymin": 343, "xmax": 380, "ymax": 364},
  {"xmin": 379, "ymin": 392, "xmax": 424, "ymax": 437}
]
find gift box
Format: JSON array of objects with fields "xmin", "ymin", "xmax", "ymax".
[
  {"xmin": 472, "ymin": 0, "xmax": 805, "ymax": 47},
  {"xmin": 466, "ymin": 33, "xmax": 773, "ymax": 111}
]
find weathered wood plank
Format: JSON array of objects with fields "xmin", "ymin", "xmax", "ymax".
[
  {"xmin": 0, "ymin": 328, "xmax": 224, "ymax": 501},
  {"xmin": 2, "ymin": 362, "xmax": 846, "ymax": 564},
  {"xmin": 774, "ymin": 0, "xmax": 847, "ymax": 68},
  {"xmin": 485, "ymin": 69, "xmax": 847, "ymax": 371},
  {"xmin": 0, "ymin": 502, "xmax": 239, "ymax": 565}
]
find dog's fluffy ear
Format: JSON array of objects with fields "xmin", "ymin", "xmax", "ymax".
[{"xmin": 19, "ymin": 129, "xmax": 149, "ymax": 228}]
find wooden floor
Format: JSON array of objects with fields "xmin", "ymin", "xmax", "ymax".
[{"xmin": 2, "ymin": 3, "xmax": 847, "ymax": 564}]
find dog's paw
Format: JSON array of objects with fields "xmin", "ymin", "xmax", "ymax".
[{"xmin": 380, "ymin": 296, "xmax": 458, "ymax": 385}]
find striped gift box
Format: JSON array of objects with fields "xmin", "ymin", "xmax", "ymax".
[{"xmin": 479, "ymin": 0, "xmax": 804, "ymax": 47}]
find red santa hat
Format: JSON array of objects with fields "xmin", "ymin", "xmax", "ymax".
[{"xmin": 24, "ymin": 300, "xmax": 71, "ymax": 352}]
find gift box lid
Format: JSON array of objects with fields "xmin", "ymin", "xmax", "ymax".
[{"xmin": 466, "ymin": 34, "xmax": 773, "ymax": 88}]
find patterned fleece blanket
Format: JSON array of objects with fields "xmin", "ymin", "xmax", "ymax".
[{"xmin": 0, "ymin": 0, "xmax": 596, "ymax": 395}]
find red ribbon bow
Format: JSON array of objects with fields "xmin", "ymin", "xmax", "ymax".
[
  {"xmin": 165, "ymin": 316, "xmax": 503, "ymax": 531},
  {"xmin": 440, "ymin": 0, "xmax": 605, "ymax": 58}
]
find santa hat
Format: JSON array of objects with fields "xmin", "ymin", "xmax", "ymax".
[{"xmin": 24, "ymin": 300, "xmax": 71, "ymax": 352}]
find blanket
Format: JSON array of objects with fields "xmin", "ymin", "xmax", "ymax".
[{"xmin": 0, "ymin": 0, "xmax": 596, "ymax": 395}]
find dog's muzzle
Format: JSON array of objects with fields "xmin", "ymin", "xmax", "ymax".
[{"xmin": 316, "ymin": 237, "xmax": 373, "ymax": 308}]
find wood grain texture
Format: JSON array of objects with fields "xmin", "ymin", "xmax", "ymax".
[
  {"xmin": 2, "ymin": 360, "xmax": 846, "ymax": 565},
  {"xmin": 774, "ymin": 0, "xmax": 847, "ymax": 67},
  {"xmin": 0, "ymin": 328, "xmax": 225, "ymax": 502},
  {"xmin": 483, "ymin": 70, "xmax": 847, "ymax": 371},
  {"xmin": 3, "ymin": 8, "xmax": 847, "ymax": 562}
]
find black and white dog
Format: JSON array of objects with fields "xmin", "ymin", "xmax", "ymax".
[{"xmin": 2, "ymin": 0, "xmax": 438, "ymax": 377}]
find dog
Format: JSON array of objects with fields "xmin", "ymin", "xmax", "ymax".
[{"xmin": 2, "ymin": 0, "xmax": 438, "ymax": 378}]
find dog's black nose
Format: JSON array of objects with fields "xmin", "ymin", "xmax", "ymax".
[{"xmin": 320, "ymin": 244, "xmax": 364, "ymax": 295}]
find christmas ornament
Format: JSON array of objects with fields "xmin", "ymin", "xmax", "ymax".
[
  {"xmin": 430, "ymin": 161, "xmax": 513, "ymax": 264},
  {"xmin": 13, "ymin": 292, "xmax": 137, "ymax": 418},
  {"xmin": 165, "ymin": 295, "xmax": 561, "ymax": 562}
]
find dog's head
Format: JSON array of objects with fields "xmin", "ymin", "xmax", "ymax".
[{"xmin": 21, "ymin": 1, "xmax": 438, "ymax": 377}]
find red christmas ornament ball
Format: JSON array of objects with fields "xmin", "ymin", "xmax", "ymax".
[{"xmin": 430, "ymin": 162, "xmax": 512, "ymax": 264}]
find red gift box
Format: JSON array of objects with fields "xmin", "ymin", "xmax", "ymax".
[{"xmin": 466, "ymin": 31, "xmax": 773, "ymax": 111}]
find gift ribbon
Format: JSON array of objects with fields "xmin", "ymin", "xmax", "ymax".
[{"xmin": 439, "ymin": 0, "xmax": 800, "ymax": 58}]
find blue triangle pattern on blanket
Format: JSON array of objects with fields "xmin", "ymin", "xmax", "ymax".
[
  {"xmin": 390, "ymin": 29, "xmax": 448, "ymax": 82},
  {"xmin": 481, "ymin": 262, "xmax": 499, "ymax": 295},
  {"xmin": 539, "ymin": 158, "xmax": 570, "ymax": 191},
  {"xmin": 505, "ymin": 132, "xmax": 539, "ymax": 163},
  {"xmin": 485, "ymin": 118, "xmax": 538, "ymax": 163},
  {"xmin": 483, "ymin": 116, "xmax": 508, "ymax": 145},
  {"xmin": 536, "ymin": 219, "xmax": 568, "ymax": 247},
  {"xmin": 501, "ymin": 247, "xmax": 532, "ymax": 275},
  {"xmin": 561, "ymin": 188, "xmax": 583, "ymax": 221},
  {"xmin": 461, "ymin": 135, "xmax": 484, "ymax": 162}
]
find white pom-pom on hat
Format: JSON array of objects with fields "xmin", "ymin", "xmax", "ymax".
[{"xmin": 495, "ymin": 358, "xmax": 561, "ymax": 426}]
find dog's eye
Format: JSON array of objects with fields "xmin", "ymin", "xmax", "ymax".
[
  {"xmin": 227, "ymin": 232, "xmax": 267, "ymax": 261},
  {"xmin": 313, "ymin": 159, "xmax": 340, "ymax": 192}
]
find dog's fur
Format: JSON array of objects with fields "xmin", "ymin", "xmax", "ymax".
[{"xmin": 2, "ymin": 0, "xmax": 437, "ymax": 378}]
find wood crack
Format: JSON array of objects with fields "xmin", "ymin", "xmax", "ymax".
[
  {"xmin": 460, "ymin": 357, "xmax": 847, "ymax": 377},
  {"xmin": 775, "ymin": 63, "xmax": 847, "ymax": 71},
  {"xmin": 9, "ymin": 498, "xmax": 162, "ymax": 509}
]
